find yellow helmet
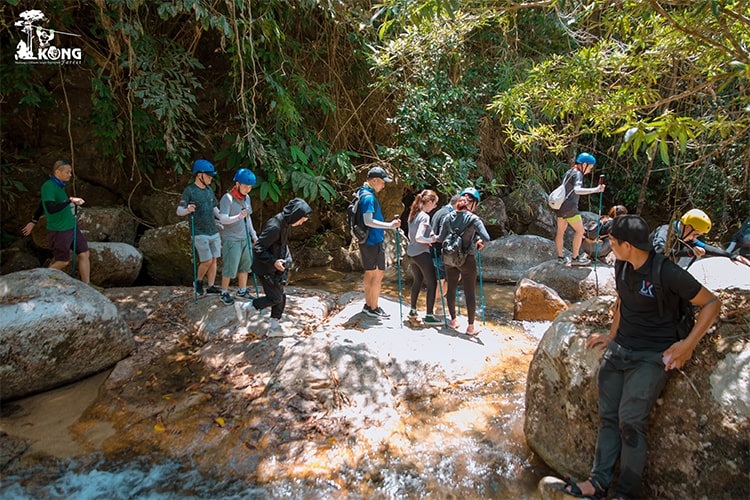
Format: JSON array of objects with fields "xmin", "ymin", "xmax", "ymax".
[{"xmin": 680, "ymin": 209, "xmax": 712, "ymax": 234}]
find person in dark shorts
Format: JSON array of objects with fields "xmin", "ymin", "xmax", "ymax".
[
  {"xmin": 563, "ymin": 215, "xmax": 720, "ymax": 500},
  {"xmin": 554, "ymin": 152, "xmax": 606, "ymax": 266},
  {"xmin": 358, "ymin": 166, "xmax": 401, "ymax": 318},
  {"xmin": 39, "ymin": 160, "xmax": 90, "ymax": 284}
]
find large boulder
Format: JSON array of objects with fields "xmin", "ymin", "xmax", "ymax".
[
  {"xmin": 524, "ymin": 260, "xmax": 616, "ymax": 302},
  {"xmin": 525, "ymin": 293, "xmax": 750, "ymax": 499},
  {"xmin": 514, "ymin": 278, "xmax": 568, "ymax": 321},
  {"xmin": 503, "ymin": 180, "xmax": 556, "ymax": 239},
  {"xmin": 88, "ymin": 242, "xmax": 143, "ymax": 287},
  {"xmin": 474, "ymin": 195, "xmax": 508, "ymax": 239},
  {"xmin": 138, "ymin": 221, "xmax": 195, "ymax": 285},
  {"xmin": 0, "ymin": 269, "xmax": 134, "ymax": 401},
  {"xmin": 480, "ymin": 235, "xmax": 561, "ymax": 282},
  {"xmin": 75, "ymin": 206, "xmax": 138, "ymax": 245},
  {"xmin": 30, "ymin": 205, "xmax": 138, "ymax": 249}
]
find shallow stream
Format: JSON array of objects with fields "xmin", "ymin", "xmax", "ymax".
[{"xmin": 1, "ymin": 270, "xmax": 555, "ymax": 499}]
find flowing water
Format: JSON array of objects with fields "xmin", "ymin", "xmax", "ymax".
[{"xmin": 0, "ymin": 269, "xmax": 554, "ymax": 499}]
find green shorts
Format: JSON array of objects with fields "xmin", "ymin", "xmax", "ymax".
[{"xmin": 221, "ymin": 239, "xmax": 252, "ymax": 279}]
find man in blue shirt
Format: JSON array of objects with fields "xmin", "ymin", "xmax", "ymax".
[{"xmin": 358, "ymin": 166, "xmax": 401, "ymax": 318}]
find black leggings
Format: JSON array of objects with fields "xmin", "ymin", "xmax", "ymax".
[
  {"xmin": 253, "ymin": 274, "xmax": 286, "ymax": 320},
  {"xmin": 445, "ymin": 254, "xmax": 477, "ymax": 325},
  {"xmin": 409, "ymin": 251, "xmax": 437, "ymax": 314}
]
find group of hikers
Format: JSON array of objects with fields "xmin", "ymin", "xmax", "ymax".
[{"xmin": 21, "ymin": 155, "xmax": 750, "ymax": 499}]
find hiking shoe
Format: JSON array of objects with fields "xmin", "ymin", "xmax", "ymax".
[
  {"xmin": 235, "ymin": 289, "xmax": 254, "ymax": 300},
  {"xmin": 373, "ymin": 306, "xmax": 390, "ymax": 318},
  {"xmin": 235, "ymin": 302, "xmax": 260, "ymax": 323},
  {"xmin": 234, "ymin": 302, "xmax": 247, "ymax": 323},
  {"xmin": 363, "ymin": 305, "xmax": 379, "ymax": 318},
  {"xmin": 423, "ymin": 315, "xmax": 442, "ymax": 325},
  {"xmin": 219, "ymin": 291, "xmax": 234, "ymax": 305},
  {"xmin": 557, "ymin": 256, "xmax": 569, "ymax": 265},
  {"xmin": 267, "ymin": 320, "xmax": 287, "ymax": 337},
  {"xmin": 205, "ymin": 285, "xmax": 222, "ymax": 294},
  {"xmin": 408, "ymin": 308, "xmax": 418, "ymax": 318},
  {"xmin": 571, "ymin": 255, "xmax": 591, "ymax": 266},
  {"xmin": 194, "ymin": 280, "xmax": 205, "ymax": 296}
]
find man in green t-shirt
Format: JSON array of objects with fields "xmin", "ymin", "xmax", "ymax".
[{"xmin": 40, "ymin": 160, "xmax": 90, "ymax": 283}]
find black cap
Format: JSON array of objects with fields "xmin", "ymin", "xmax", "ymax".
[
  {"xmin": 368, "ymin": 166, "xmax": 393, "ymax": 183},
  {"xmin": 610, "ymin": 215, "xmax": 652, "ymax": 251}
]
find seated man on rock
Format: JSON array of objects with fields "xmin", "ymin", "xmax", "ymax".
[{"xmin": 562, "ymin": 215, "xmax": 720, "ymax": 500}]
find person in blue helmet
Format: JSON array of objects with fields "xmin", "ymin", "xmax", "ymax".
[
  {"xmin": 216, "ymin": 168, "xmax": 259, "ymax": 305},
  {"xmin": 435, "ymin": 187, "xmax": 491, "ymax": 336},
  {"xmin": 555, "ymin": 152, "xmax": 606, "ymax": 266},
  {"xmin": 177, "ymin": 159, "xmax": 222, "ymax": 297}
]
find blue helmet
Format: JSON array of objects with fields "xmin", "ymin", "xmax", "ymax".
[
  {"xmin": 576, "ymin": 152, "xmax": 597, "ymax": 166},
  {"xmin": 192, "ymin": 159, "xmax": 216, "ymax": 176},
  {"xmin": 460, "ymin": 187, "xmax": 481, "ymax": 203},
  {"xmin": 233, "ymin": 168, "xmax": 256, "ymax": 186}
]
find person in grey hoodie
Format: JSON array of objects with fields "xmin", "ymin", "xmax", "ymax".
[{"xmin": 235, "ymin": 198, "xmax": 312, "ymax": 336}]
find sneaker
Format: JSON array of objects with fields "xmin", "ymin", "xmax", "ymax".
[
  {"xmin": 235, "ymin": 289, "xmax": 254, "ymax": 300},
  {"xmin": 234, "ymin": 302, "xmax": 260, "ymax": 323},
  {"xmin": 234, "ymin": 302, "xmax": 247, "ymax": 323},
  {"xmin": 373, "ymin": 306, "xmax": 390, "ymax": 318},
  {"xmin": 205, "ymin": 285, "xmax": 222, "ymax": 294},
  {"xmin": 362, "ymin": 305, "xmax": 379, "ymax": 318},
  {"xmin": 194, "ymin": 280, "xmax": 205, "ymax": 296},
  {"xmin": 423, "ymin": 315, "xmax": 442, "ymax": 325},
  {"xmin": 557, "ymin": 256, "xmax": 568, "ymax": 265},
  {"xmin": 408, "ymin": 308, "xmax": 418, "ymax": 318},
  {"xmin": 465, "ymin": 324, "xmax": 479, "ymax": 336},
  {"xmin": 449, "ymin": 318, "xmax": 459, "ymax": 329},
  {"xmin": 571, "ymin": 255, "xmax": 591, "ymax": 266},
  {"xmin": 219, "ymin": 291, "xmax": 234, "ymax": 305},
  {"xmin": 266, "ymin": 320, "xmax": 286, "ymax": 337}
]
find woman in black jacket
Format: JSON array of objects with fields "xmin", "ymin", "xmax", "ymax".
[{"xmin": 235, "ymin": 198, "xmax": 312, "ymax": 336}]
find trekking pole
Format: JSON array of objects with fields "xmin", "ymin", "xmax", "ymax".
[
  {"xmin": 593, "ymin": 175, "xmax": 604, "ymax": 295},
  {"xmin": 71, "ymin": 204, "xmax": 78, "ymax": 279},
  {"xmin": 243, "ymin": 217, "xmax": 260, "ymax": 296},
  {"xmin": 190, "ymin": 210, "xmax": 198, "ymax": 304},
  {"xmin": 433, "ymin": 247, "xmax": 448, "ymax": 328},
  {"xmin": 478, "ymin": 248, "xmax": 485, "ymax": 326},
  {"xmin": 395, "ymin": 215, "xmax": 403, "ymax": 325}
]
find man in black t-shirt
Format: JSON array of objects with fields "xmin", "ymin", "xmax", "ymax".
[{"xmin": 562, "ymin": 215, "xmax": 720, "ymax": 500}]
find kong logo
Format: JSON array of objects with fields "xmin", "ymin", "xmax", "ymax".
[{"xmin": 14, "ymin": 9, "xmax": 82, "ymax": 64}]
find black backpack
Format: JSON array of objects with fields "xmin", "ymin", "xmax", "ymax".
[
  {"xmin": 651, "ymin": 253, "xmax": 696, "ymax": 340},
  {"xmin": 441, "ymin": 213, "xmax": 473, "ymax": 268},
  {"xmin": 347, "ymin": 191, "xmax": 373, "ymax": 244},
  {"xmin": 616, "ymin": 253, "xmax": 696, "ymax": 340}
]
